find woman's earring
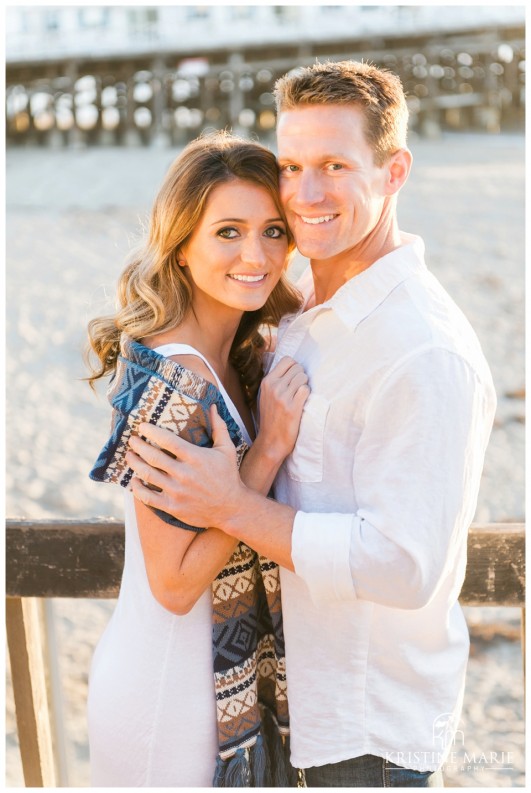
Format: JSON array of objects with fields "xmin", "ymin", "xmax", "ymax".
[{"xmin": 178, "ymin": 259, "xmax": 186, "ymax": 267}]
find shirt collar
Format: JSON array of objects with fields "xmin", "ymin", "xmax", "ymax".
[{"xmin": 293, "ymin": 233, "xmax": 427, "ymax": 330}]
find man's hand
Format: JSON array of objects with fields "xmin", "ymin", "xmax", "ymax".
[
  {"xmin": 126, "ymin": 404, "xmax": 245, "ymax": 530},
  {"xmin": 126, "ymin": 402, "xmax": 298, "ymax": 569}
]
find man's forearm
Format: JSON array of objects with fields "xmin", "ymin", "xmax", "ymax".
[{"xmin": 222, "ymin": 485, "xmax": 296, "ymax": 571}]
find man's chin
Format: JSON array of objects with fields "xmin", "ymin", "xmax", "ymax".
[{"xmin": 294, "ymin": 241, "xmax": 336, "ymax": 261}]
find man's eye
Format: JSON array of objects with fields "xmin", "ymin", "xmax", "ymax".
[
  {"xmin": 281, "ymin": 164, "xmax": 299, "ymax": 173},
  {"xmin": 264, "ymin": 226, "xmax": 286, "ymax": 239},
  {"xmin": 328, "ymin": 163, "xmax": 344, "ymax": 171},
  {"xmin": 217, "ymin": 227, "xmax": 239, "ymax": 239}
]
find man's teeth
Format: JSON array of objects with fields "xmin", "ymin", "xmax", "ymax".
[
  {"xmin": 229, "ymin": 274, "xmax": 266, "ymax": 282},
  {"xmin": 301, "ymin": 214, "xmax": 336, "ymax": 225}
]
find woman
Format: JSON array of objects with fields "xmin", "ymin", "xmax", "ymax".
[{"xmin": 86, "ymin": 131, "xmax": 308, "ymax": 787}]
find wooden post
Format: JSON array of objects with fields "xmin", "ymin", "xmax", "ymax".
[
  {"xmin": 522, "ymin": 607, "xmax": 526, "ymax": 710},
  {"xmin": 6, "ymin": 597, "xmax": 57, "ymax": 787},
  {"xmin": 43, "ymin": 599, "xmax": 70, "ymax": 784},
  {"xmin": 228, "ymin": 52, "xmax": 245, "ymax": 135}
]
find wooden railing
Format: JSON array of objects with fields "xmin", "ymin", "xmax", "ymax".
[{"xmin": 6, "ymin": 519, "xmax": 526, "ymax": 787}]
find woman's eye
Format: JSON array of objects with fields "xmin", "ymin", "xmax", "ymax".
[
  {"xmin": 264, "ymin": 226, "xmax": 286, "ymax": 239},
  {"xmin": 217, "ymin": 227, "xmax": 239, "ymax": 239}
]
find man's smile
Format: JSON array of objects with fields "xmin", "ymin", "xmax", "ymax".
[{"xmin": 299, "ymin": 214, "xmax": 338, "ymax": 225}]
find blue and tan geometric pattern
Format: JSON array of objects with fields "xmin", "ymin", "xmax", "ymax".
[
  {"xmin": 89, "ymin": 335, "xmax": 291, "ymax": 785},
  {"xmin": 90, "ymin": 336, "xmax": 248, "ymax": 530}
]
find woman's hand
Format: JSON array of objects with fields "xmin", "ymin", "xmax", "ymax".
[{"xmin": 256, "ymin": 356, "xmax": 310, "ymax": 464}]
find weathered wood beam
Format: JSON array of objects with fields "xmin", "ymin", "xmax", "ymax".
[
  {"xmin": 459, "ymin": 523, "xmax": 525, "ymax": 607},
  {"xmin": 5, "ymin": 519, "xmax": 525, "ymax": 605},
  {"xmin": 6, "ymin": 518, "xmax": 125, "ymax": 599}
]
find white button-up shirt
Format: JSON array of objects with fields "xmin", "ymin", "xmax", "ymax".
[{"xmin": 272, "ymin": 234, "xmax": 496, "ymax": 771}]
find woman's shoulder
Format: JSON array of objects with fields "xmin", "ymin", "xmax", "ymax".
[
  {"xmin": 167, "ymin": 354, "xmax": 217, "ymax": 389},
  {"xmin": 140, "ymin": 331, "xmax": 218, "ymax": 389}
]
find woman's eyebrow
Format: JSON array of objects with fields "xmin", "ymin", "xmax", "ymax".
[{"xmin": 210, "ymin": 217, "xmax": 284, "ymax": 225}]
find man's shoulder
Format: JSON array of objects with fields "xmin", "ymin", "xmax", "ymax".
[{"xmin": 362, "ymin": 272, "xmax": 491, "ymax": 376}]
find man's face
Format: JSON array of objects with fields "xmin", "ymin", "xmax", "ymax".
[{"xmin": 277, "ymin": 104, "xmax": 391, "ymax": 263}]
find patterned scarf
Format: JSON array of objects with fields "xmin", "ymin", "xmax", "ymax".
[{"xmin": 90, "ymin": 336, "xmax": 296, "ymax": 787}]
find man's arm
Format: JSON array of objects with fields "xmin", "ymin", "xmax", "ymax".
[
  {"xmin": 127, "ymin": 349, "xmax": 496, "ymax": 607},
  {"xmin": 126, "ymin": 405, "xmax": 297, "ymax": 570},
  {"xmin": 290, "ymin": 347, "xmax": 496, "ymax": 608}
]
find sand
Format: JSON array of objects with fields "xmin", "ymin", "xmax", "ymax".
[{"xmin": 5, "ymin": 132, "xmax": 525, "ymax": 787}]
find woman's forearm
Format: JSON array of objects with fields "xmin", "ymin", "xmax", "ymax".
[
  {"xmin": 238, "ymin": 355, "xmax": 309, "ymax": 495},
  {"xmin": 239, "ymin": 435, "xmax": 285, "ymax": 495},
  {"xmin": 140, "ymin": 438, "xmax": 282, "ymax": 614},
  {"xmin": 158, "ymin": 441, "xmax": 285, "ymax": 611},
  {"xmin": 135, "ymin": 499, "xmax": 238, "ymax": 615},
  {"xmin": 171, "ymin": 527, "xmax": 239, "ymax": 610}
]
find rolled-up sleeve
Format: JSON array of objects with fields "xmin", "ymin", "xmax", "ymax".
[
  {"xmin": 290, "ymin": 347, "xmax": 496, "ymax": 609},
  {"xmin": 291, "ymin": 510, "xmax": 356, "ymax": 602}
]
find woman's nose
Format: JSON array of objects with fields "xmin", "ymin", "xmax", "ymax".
[{"xmin": 240, "ymin": 235, "xmax": 267, "ymax": 266}]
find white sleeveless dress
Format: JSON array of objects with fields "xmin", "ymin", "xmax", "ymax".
[{"xmin": 87, "ymin": 344, "xmax": 253, "ymax": 787}]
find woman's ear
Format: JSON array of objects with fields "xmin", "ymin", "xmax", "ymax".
[{"xmin": 385, "ymin": 148, "xmax": 413, "ymax": 195}]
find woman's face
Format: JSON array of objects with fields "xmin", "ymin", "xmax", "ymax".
[{"xmin": 179, "ymin": 179, "xmax": 289, "ymax": 318}]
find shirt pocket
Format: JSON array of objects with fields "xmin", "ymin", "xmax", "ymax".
[{"xmin": 285, "ymin": 393, "xmax": 330, "ymax": 483}]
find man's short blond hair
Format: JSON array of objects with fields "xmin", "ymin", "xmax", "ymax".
[{"xmin": 274, "ymin": 60, "xmax": 409, "ymax": 166}]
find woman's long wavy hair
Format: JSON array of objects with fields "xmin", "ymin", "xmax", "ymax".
[{"xmin": 86, "ymin": 131, "xmax": 301, "ymax": 405}]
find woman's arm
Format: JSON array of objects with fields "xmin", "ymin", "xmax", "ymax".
[
  {"xmin": 239, "ymin": 356, "xmax": 310, "ymax": 494},
  {"xmin": 133, "ymin": 355, "xmax": 309, "ymax": 615},
  {"xmin": 134, "ymin": 499, "xmax": 238, "ymax": 615}
]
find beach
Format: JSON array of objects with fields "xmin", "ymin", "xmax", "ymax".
[{"xmin": 5, "ymin": 133, "xmax": 525, "ymax": 787}]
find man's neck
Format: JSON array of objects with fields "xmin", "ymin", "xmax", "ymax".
[{"xmin": 310, "ymin": 219, "xmax": 403, "ymax": 306}]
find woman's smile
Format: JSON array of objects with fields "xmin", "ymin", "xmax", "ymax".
[{"xmin": 227, "ymin": 272, "xmax": 268, "ymax": 285}]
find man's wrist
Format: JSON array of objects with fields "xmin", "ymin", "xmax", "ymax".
[{"xmin": 218, "ymin": 485, "xmax": 296, "ymax": 570}]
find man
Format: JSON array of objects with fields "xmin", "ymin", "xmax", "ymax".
[{"xmin": 126, "ymin": 61, "xmax": 496, "ymax": 787}]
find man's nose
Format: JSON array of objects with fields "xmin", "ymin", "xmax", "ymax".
[{"xmin": 295, "ymin": 170, "xmax": 325, "ymax": 205}]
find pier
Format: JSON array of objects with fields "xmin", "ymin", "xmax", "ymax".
[{"xmin": 6, "ymin": 9, "xmax": 525, "ymax": 148}]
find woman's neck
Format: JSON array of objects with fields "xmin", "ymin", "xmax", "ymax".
[{"xmin": 144, "ymin": 303, "xmax": 243, "ymax": 378}]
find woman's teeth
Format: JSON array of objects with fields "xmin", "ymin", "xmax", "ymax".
[{"xmin": 228, "ymin": 274, "xmax": 266, "ymax": 282}]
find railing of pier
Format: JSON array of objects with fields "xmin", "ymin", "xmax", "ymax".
[{"xmin": 5, "ymin": 519, "xmax": 525, "ymax": 787}]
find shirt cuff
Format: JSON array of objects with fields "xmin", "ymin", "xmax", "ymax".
[{"xmin": 291, "ymin": 511, "xmax": 357, "ymax": 605}]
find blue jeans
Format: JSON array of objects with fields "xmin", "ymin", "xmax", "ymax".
[{"xmin": 303, "ymin": 754, "xmax": 444, "ymax": 787}]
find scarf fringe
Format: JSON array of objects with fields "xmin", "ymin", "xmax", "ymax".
[
  {"xmin": 262, "ymin": 708, "xmax": 294, "ymax": 788},
  {"xmin": 213, "ymin": 726, "xmax": 297, "ymax": 787},
  {"xmin": 214, "ymin": 747, "xmax": 252, "ymax": 787},
  {"xmin": 250, "ymin": 734, "xmax": 268, "ymax": 786}
]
